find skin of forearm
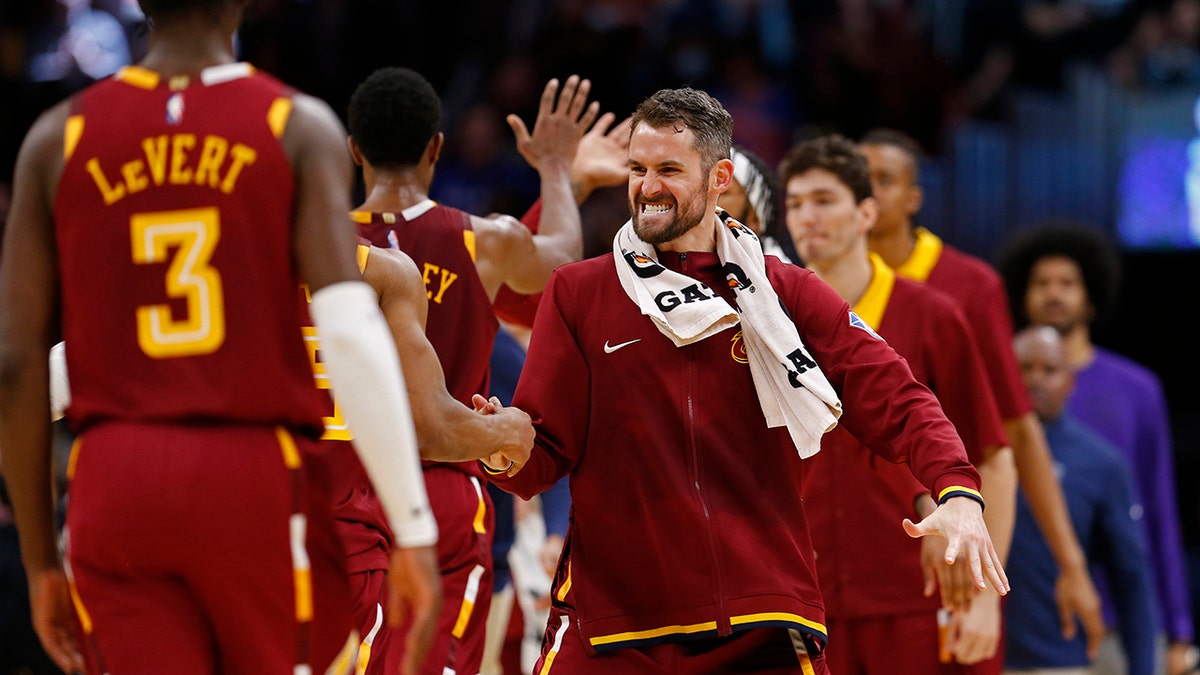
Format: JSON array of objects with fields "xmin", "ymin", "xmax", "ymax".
[
  {"xmin": 978, "ymin": 447, "xmax": 1017, "ymax": 564},
  {"xmin": 533, "ymin": 161, "xmax": 583, "ymax": 265},
  {"xmin": 1006, "ymin": 413, "xmax": 1087, "ymax": 570},
  {"xmin": 0, "ymin": 358, "xmax": 59, "ymax": 572}
]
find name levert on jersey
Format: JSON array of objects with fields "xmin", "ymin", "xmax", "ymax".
[{"xmin": 81, "ymin": 131, "xmax": 259, "ymax": 205}]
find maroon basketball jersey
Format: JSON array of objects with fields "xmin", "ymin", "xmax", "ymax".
[
  {"xmin": 54, "ymin": 64, "xmax": 323, "ymax": 434},
  {"xmin": 354, "ymin": 202, "xmax": 498, "ymax": 404}
]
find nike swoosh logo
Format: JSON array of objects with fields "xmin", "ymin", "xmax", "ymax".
[{"xmin": 603, "ymin": 339, "xmax": 641, "ymax": 354}]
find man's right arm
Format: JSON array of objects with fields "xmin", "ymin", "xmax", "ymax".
[
  {"xmin": 482, "ymin": 75, "xmax": 597, "ymax": 296},
  {"xmin": 1006, "ymin": 412, "xmax": 1104, "ymax": 654},
  {"xmin": 366, "ymin": 246, "xmax": 533, "ymax": 465},
  {"xmin": 0, "ymin": 101, "xmax": 87, "ymax": 674}
]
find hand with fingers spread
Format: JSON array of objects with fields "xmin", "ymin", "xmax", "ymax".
[
  {"xmin": 903, "ymin": 496, "xmax": 1010, "ymax": 599},
  {"xmin": 385, "ymin": 544, "xmax": 442, "ymax": 675},
  {"xmin": 571, "ymin": 112, "xmax": 633, "ymax": 202},
  {"xmin": 507, "ymin": 75, "xmax": 601, "ymax": 174},
  {"xmin": 28, "ymin": 567, "xmax": 87, "ymax": 675}
]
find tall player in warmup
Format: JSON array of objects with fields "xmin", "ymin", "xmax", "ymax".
[
  {"xmin": 859, "ymin": 129, "xmax": 1106, "ymax": 669},
  {"xmin": 346, "ymin": 68, "xmax": 597, "ymax": 675},
  {"xmin": 0, "ymin": 0, "xmax": 436, "ymax": 673}
]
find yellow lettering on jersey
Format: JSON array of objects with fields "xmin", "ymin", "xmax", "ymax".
[
  {"xmin": 168, "ymin": 133, "xmax": 196, "ymax": 184},
  {"xmin": 421, "ymin": 262, "xmax": 459, "ymax": 304},
  {"xmin": 220, "ymin": 143, "xmax": 257, "ymax": 194},
  {"xmin": 301, "ymin": 324, "xmax": 353, "ymax": 441},
  {"xmin": 131, "ymin": 207, "xmax": 225, "ymax": 357},
  {"xmin": 86, "ymin": 157, "xmax": 126, "ymax": 205},
  {"xmin": 193, "ymin": 135, "xmax": 229, "ymax": 188},
  {"xmin": 432, "ymin": 268, "xmax": 458, "ymax": 304},
  {"xmin": 421, "ymin": 263, "xmax": 439, "ymax": 299},
  {"xmin": 142, "ymin": 135, "xmax": 169, "ymax": 185},
  {"xmin": 121, "ymin": 159, "xmax": 149, "ymax": 195}
]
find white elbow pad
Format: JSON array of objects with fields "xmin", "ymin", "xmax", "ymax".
[{"xmin": 309, "ymin": 281, "xmax": 437, "ymax": 547}]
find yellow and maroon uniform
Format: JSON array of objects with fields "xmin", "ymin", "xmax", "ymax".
[
  {"xmin": 356, "ymin": 202, "xmax": 496, "ymax": 675},
  {"xmin": 55, "ymin": 63, "xmax": 351, "ymax": 675},
  {"xmin": 801, "ymin": 255, "xmax": 1008, "ymax": 675}
]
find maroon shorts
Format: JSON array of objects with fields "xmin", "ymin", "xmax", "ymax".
[
  {"xmin": 65, "ymin": 422, "xmax": 353, "ymax": 675},
  {"xmin": 363, "ymin": 467, "xmax": 494, "ymax": 675},
  {"xmin": 825, "ymin": 612, "xmax": 942, "ymax": 675},
  {"xmin": 534, "ymin": 605, "xmax": 828, "ymax": 674}
]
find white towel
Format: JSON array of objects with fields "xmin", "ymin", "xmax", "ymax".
[{"xmin": 613, "ymin": 214, "xmax": 842, "ymax": 458}]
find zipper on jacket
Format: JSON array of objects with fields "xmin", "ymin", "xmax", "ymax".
[{"xmin": 682, "ymin": 254, "xmax": 730, "ymax": 636}]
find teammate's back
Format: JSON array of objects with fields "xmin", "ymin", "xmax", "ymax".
[{"xmin": 56, "ymin": 64, "xmax": 322, "ymax": 433}]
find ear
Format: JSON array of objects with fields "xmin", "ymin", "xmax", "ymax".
[
  {"xmin": 858, "ymin": 196, "xmax": 879, "ymax": 234},
  {"xmin": 347, "ymin": 136, "xmax": 365, "ymax": 167},
  {"xmin": 906, "ymin": 183, "xmax": 924, "ymax": 217},
  {"xmin": 427, "ymin": 132, "xmax": 445, "ymax": 165},
  {"xmin": 711, "ymin": 157, "xmax": 735, "ymax": 194}
]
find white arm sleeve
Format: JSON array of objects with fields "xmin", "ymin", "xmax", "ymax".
[
  {"xmin": 49, "ymin": 341, "xmax": 69, "ymax": 422},
  {"xmin": 309, "ymin": 280, "xmax": 437, "ymax": 547}
]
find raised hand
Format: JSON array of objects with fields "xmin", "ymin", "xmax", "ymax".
[
  {"xmin": 571, "ymin": 112, "xmax": 633, "ymax": 202},
  {"xmin": 507, "ymin": 75, "xmax": 601, "ymax": 174}
]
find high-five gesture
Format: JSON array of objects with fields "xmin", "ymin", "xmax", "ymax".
[{"xmin": 507, "ymin": 75, "xmax": 600, "ymax": 173}]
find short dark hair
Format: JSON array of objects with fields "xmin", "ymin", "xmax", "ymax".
[
  {"xmin": 138, "ymin": 0, "xmax": 228, "ymax": 22},
  {"xmin": 778, "ymin": 134, "xmax": 873, "ymax": 203},
  {"xmin": 995, "ymin": 220, "xmax": 1122, "ymax": 328},
  {"xmin": 630, "ymin": 88, "xmax": 732, "ymax": 174},
  {"xmin": 347, "ymin": 67, "xmax": 442, "ymax": 168},
  {"xmin": 859, "ymin": 128, "xmax": 923, "ymax": 182}
]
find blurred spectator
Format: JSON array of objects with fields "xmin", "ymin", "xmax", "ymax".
[
  {"xmin": 431, "ymin": 101, "xmax": 540, "ymax": 217},
  {"xmin": 1108, "ymin": 0, "xmax": 1200, "ymax": 88}
]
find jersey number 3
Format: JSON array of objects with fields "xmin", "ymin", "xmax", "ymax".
[{"xmin": 131, "ymin": 207, "xmax": 226, "ymax": 358}]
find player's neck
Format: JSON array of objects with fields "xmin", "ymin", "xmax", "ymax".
[
  {"xmin": 358, "ymin": 168, "xmax": 429, "ymax": 213},
  {"xmin": 139, "ymin": 23, "xmax": 238, "ymax": 77},
  {"xmin": 1061, "ymin": 326, "xmax": 1095, "ymax": 370},
  {"xmin": 867, "ymin": 223, "xmax": 916, "ymax": 269},
  {"xmin": 807, "ymin": 249, "xmax": 873, "ymax": 308}
]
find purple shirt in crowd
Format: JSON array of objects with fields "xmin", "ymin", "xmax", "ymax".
[{"xmin": 1068, "ymin": 346, "xmax": 1193, "ymax": 642}]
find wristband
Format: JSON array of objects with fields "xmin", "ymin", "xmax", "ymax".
[{"xmin": 936, "ymin": 486, "xmax": 986, "ymax": 511}]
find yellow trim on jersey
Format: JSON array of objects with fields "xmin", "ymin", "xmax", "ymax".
[
  {"xmin": 116, "ymin": 65, "xmax": 160, "ymax": 90},
  {"xmin": 556, "ymin": 562, "xmax": 572, "ymax": 602},
  {"xmin": 588, "ymin": 620, "xmax": 719, "ymax": 647},
  {"xmin": 730, "ymin": 612, "xmax": 827, "ymax": 637},
  {"xmin": 463, "ymin": 229, "xmax": 477, "ymax": 263},
  {"xmin": 275, "ymin": 427, "xmax": 302, "ymax": 469},
  {"xmin": 471, "ymin": 477, "xmax": 487, "ymax": 535},
  {"xmin": 450, "ymin": 564, "xmax": 486, "ymax": 639},
  {"xmin": 356, "ymin": 244, "xmax": 371, "ymax": 274},
  {"xmin": 938, "ymin": 485, "xmax": 984, "ymax": 502},
  {"xmin": 800, "ymin": 653, "xmax": 817, "ymax": 675},
  {"xmin": 349, "ymin": 211, "xmax": 373, "ymax": 224},
  {"xmin": 538, "ymin": 616, "xmax": 571, "ymax": 675},
  {"xmin": 66, "ymin": 437, "xmax": 83, "ymax": 480},
  {"xmin": 266, "ymin": 97, "xmax": 293, "ymax": 139},
  {"xmin": 67, "ymin": 577, "xmax": 95, "ymax": 634},
  {"xmin": 894, "ymin": 227, "xmax": 943, "ymax": 283},
  {"xmin": 63, "ymin": 115, "xmax": 84, "ymax": 161},
  {"xmin": 851, "ymin": 253, "xmax": 896, "ymax": 330}
]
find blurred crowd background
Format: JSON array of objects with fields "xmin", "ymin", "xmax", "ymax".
[{"xmin": 1, "ymin": 0, "xmax": 1199, "ymax": 669}]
